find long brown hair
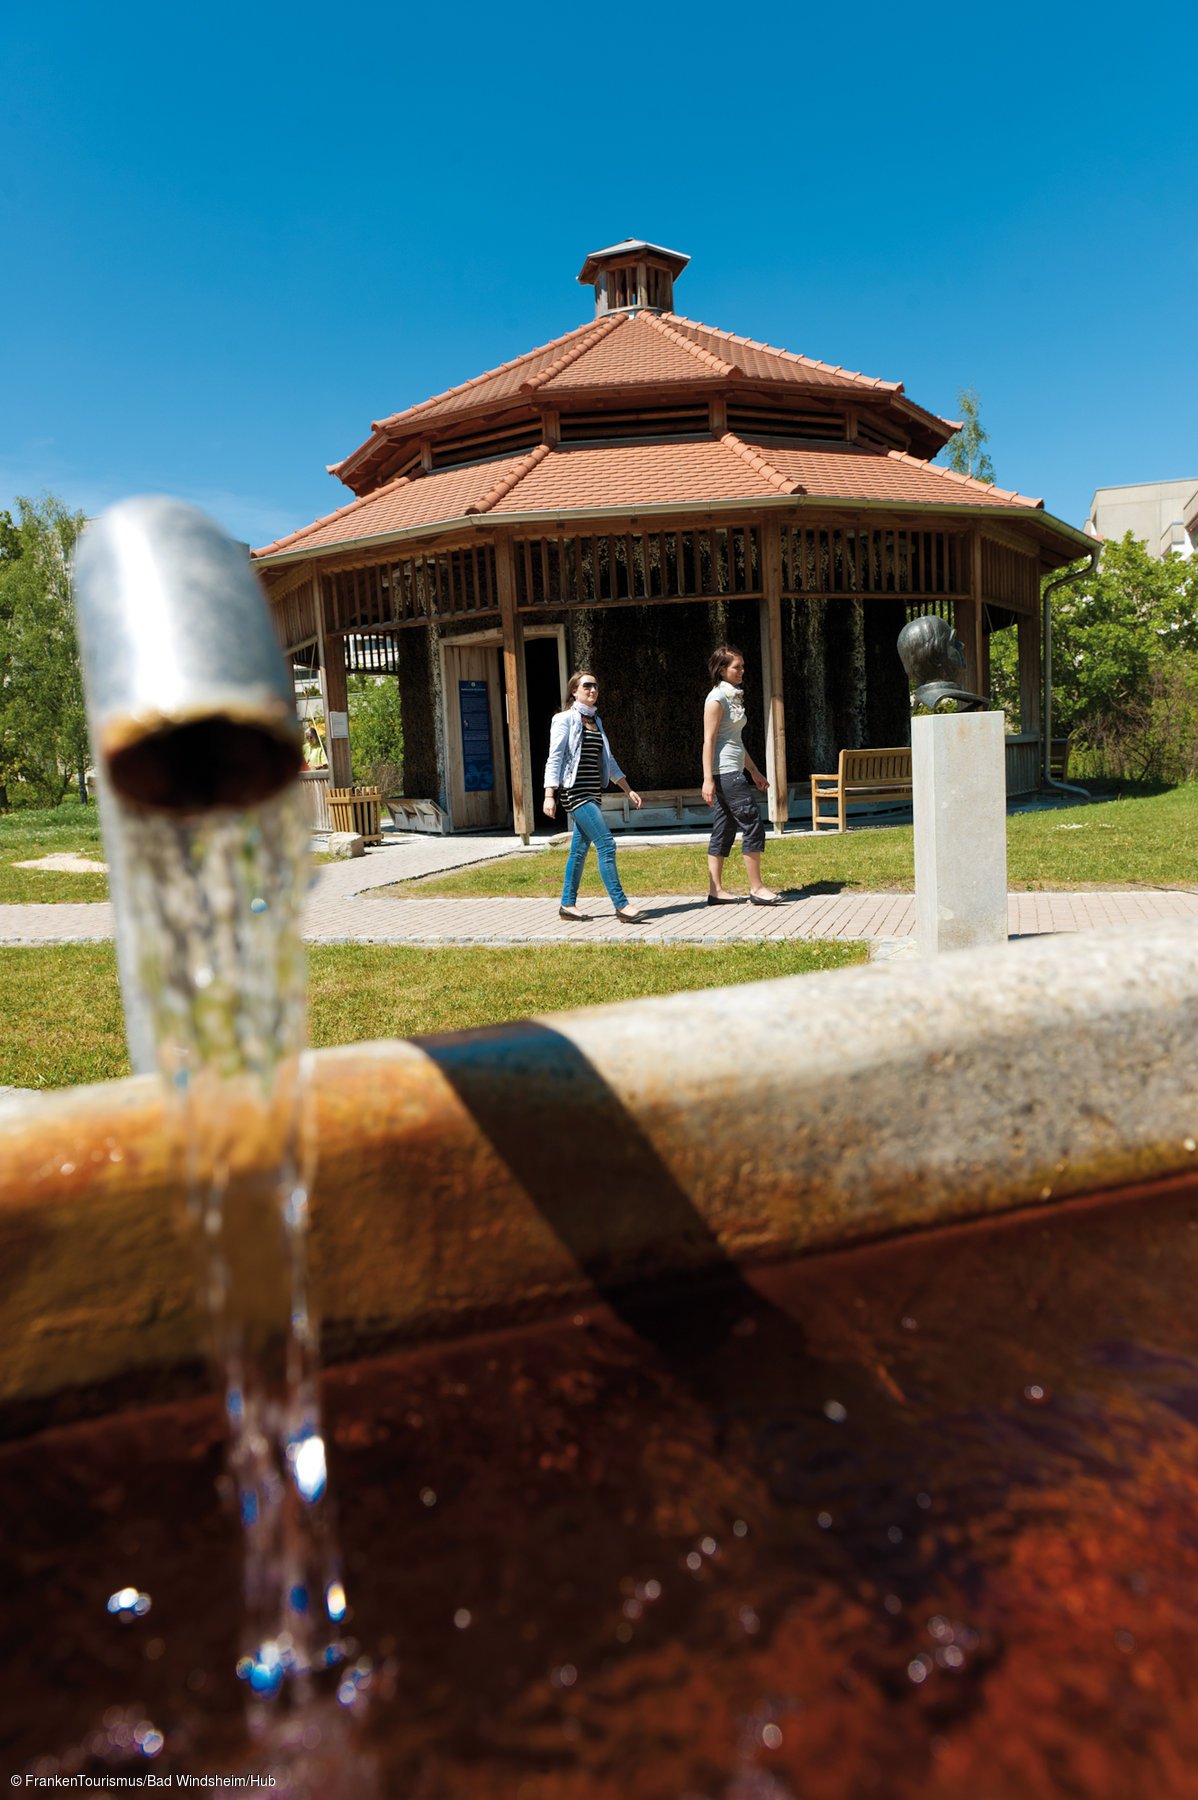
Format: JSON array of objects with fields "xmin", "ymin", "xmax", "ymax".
[
  {"xmin": 564, "ymin": 669, "xmax": 596, "ymax": 705},
  {"xmin": 708, "ymin": 644, "xmax": 744, "ymax": 685}
]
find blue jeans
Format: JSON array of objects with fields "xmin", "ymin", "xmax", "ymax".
[{"xmin": 561, "ymin": 802, "xmax": 629, "ymax": 910}]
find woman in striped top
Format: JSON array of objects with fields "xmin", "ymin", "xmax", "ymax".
[{"xmin": 543, "ymin": 671, "xmax": 644, "ymax": 923}]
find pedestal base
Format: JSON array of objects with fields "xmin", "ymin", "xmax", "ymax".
[{"xmin": 913, "ymin": 711, "xmax": 1007, "ymax": 954}]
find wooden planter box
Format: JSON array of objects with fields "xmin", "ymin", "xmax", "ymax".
[{"xmin": 328, "ymin": 784, "xmax": 383, "ymax": 845}]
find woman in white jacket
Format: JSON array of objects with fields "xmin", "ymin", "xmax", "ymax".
[{"xmin": 543, "ymin": 670, "xmax": 644, "ymax": 922}]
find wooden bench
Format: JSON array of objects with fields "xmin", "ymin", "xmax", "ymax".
[
  {"xmin": 1048, "ymin": 737, "xmax": 1071, "ymax": 781},
  {"xmin": 810, "ymin": 748, "xmax": 912, "ymax": 833},
  {"xmin": 383, "ymin": 795, "xmax": 449, "ymax": 835},
  {"xmin": 600, "ymin": 787, "xmax": 715, "ymax": 828}
]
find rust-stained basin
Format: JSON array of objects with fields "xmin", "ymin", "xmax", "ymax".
[{"xmin": 2, "ymin": 920, "xmax": 1198, "ymax": 1793}]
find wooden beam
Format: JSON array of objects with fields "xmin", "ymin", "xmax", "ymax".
[
  {"xmin": 322, "ymin": 623, "xmax": 353, "ymax": 789},
  {"xmin": 258, "ymin": 558, "xmax": 316, "ymax": 605},
  {"xmin": 312, "ymin": 572, "xmax": 330, "ymax": 749},
  {"xmin": 971, "ymin": 530, "xmax": 985, "ymax": 695},
  {"xmin": 496, "ymin": 535, "xmax": 532, "ymax": 842},
  {"xmin": 760, "ymin": 518, "xmax": 789, "ymax": 832},
  {"xmin": 978, "ymin": 519, "xmax": 1042, "ymax": 556}
]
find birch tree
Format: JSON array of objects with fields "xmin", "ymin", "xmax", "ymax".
[{"xmin": 0, "ymin": 495, "xmax": 90, "ymax": 807}]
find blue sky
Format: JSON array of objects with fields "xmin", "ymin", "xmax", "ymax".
[{"xmin": 2, "ymin": 1, "xmax": 1194, "ymax": 547}]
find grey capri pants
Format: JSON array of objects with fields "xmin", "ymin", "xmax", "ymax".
[{"xmin": 708, "ymin": 769, "xmax": 766, "ymax": 857}]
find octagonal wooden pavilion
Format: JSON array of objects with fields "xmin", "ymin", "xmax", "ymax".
[{"xmin": 254, "ymin": 241, "xmax": 1090, "ymax": 837}]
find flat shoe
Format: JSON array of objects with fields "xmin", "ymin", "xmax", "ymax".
[
  {"xmin": 749, "ymin": 893, "xmax": 781, "ymax": 907},
  {"xmin": 559, "ymin": 907, "xmax": 590, "ymax": 921},
  {"xmin": 706, "ymin": 895, "xmax": 741, "ymax": 905},
  {"xmin": 616, "ymin": 909, "xmax": 645, "ymax": 924}
]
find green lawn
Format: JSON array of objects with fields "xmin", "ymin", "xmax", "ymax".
[
  {"xmin": 6, "ymin": 783, "xmax": 1194, "ymax": 910},
  {"xmin": 0, "ymin": 801, "xmax": 108, "ymax": 903},
  {"xmin": 0, "ymin": 940, "xmax": 865, "ymax": 1091},
  {"xmin": 392, "ymin": 784, "xmax": 1198, "ymax": 898}
]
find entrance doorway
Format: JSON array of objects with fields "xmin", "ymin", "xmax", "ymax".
[
  {"xmin": 522, "ymin": 636, "xmax": 566, "ymax": 834},
  {"xmin": 442, "ymin": 641, "xmax": 509, "ymax": 829},
  {"xmin": 441, "ymin": 627, "xmax": 566, "ymax": 831}
]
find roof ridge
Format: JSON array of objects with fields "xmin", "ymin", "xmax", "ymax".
[
  {"xmin": 720, "ymin": 432, "xmax": 805, "ymax": 495},
  {"xmin": 464, "ymin": 442, "xmax": 553, "ymax": 515},
  {"xmin": 256, "ymin": 473, "xmax": 417, "ymax": 557},
  {"xmin": 665, "ymin": 312, "xmax": 900, "ymax": 394},
  {"xmin": 364, "ymin": 319, "xmax": 600, "ymax": 437},
  {"xmin": 519, "ymin": 313, "xmax": 624, "ymax": 392},
  {"xmin": 643, "ymin": 310, "xmax": 740, "ymax": 376},
  {"xmin": 887, "ymin": 449, "xmax": 1041, "ymax": 509}
]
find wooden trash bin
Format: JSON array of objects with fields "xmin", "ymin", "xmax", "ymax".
[{"xmin": 328, "ymin": 784, "xmax": 383, "ymax": 845}]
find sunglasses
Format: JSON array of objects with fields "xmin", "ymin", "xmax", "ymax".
[{"xmin": 578, "ymin": 681, "xmax": 597, "ymax": 690}]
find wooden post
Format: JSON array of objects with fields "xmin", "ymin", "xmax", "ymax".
[
  {"xmin": 312, "ymin": 568, "xmax": 330, "ymax": 733},
  {"xmin": 759, "ymin": 518, "xmax": 789, "ymax": 832},
  {"xmin": 323, "ymin": 626, "xmax": 353, "ymax": 789},
  {"xmin": 314, "ymin": 566, "xmax": 352, "ymax": 789},
  {"xmin": 1017, "ymin": 609, "xmax": 1041, "ymax": 736},
  {"xmin": 496, "ymin": 535, "xmax": 532, "ymax": 842},
  {"xmin": 960, "ymin": 530, "xmax": 985, "ymax": 697}
]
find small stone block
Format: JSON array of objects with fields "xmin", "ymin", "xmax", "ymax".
[{"xmin": 327, "ymin": 833, "xmax": 365, "ymax": 859}]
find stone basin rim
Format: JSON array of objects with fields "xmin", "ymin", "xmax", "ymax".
[{"xmin": 1, "ymin": 917, "xmax": 1195, "ymax": 1430}]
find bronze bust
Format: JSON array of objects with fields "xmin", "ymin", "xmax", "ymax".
[{"xmin": 897, "ymin": 615, "xmax": 989, "ymax": 712}]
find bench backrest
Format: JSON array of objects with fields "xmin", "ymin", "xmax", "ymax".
[{"xmin": 838, "ymin": 747, "xmax": 912, "ymax": 782}]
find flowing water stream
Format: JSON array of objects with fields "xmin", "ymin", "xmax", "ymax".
[{"xmin": 117, "ymin": 786, "xmax": 376, "ymax": 1791}]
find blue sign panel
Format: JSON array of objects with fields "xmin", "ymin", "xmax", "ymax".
[{"xmin": 459, "ymin": 679, "xmax": 494, "ymax": 793}]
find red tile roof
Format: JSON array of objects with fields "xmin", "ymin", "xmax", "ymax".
[
  {"xmin": 255, "ymin": 454, "xmax": 533, "ymax": 556},
  {"xmin": 256, "ymin": 435, "xmax": 1042, "ymax": 561},
  {"xmin": 486, "ymin": 438, "xmax": 790, "ymax": 514},
  {"xmin": 759, "ymin": 443, "xmax": 1042, "ymax": 509},
  {"xmin": 329, "ymin": 310, "xmax": 959, "ymax": 484},
  {"xmin": 666, "ymin": 313, "xmax": 898, "ymax": 394}
]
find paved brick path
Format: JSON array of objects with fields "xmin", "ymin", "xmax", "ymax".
[{"xmin": 1, "ymin": 831, "xmax": 1196, "ymax": 948}]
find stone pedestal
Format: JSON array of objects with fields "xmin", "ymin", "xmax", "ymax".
[{"xmin": 913, "ymin": 711, "xmax": 1007, "ymax": 955}]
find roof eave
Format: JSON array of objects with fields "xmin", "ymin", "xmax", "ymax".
[
  {"xmin": 254, "ymin": 492, "xmax": 1085, "ymax": 570},
  {"xmin": 577, "ymin": 241, "xmax": 691, "ymax": 284},
  {"xmin": 891, "ymin": 395, "xmax": 961, "ymax": 449},
  {"xmin": 332, "ymin": 380, "xmax": 940, "ymax": 496}
]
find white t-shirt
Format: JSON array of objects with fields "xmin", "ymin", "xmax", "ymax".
[{"xmin": 707, "ymin": 682, "xmax": 746, "ymax": 775}]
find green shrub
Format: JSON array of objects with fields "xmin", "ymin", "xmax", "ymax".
[{"xmin": 349, "ymin": 676, "xmax": 403, "ymax": 788}]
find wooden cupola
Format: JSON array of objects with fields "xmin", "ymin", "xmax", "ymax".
[{"xmin": 577, "ymin": 239, "xmax": 690, "ymax": 316}]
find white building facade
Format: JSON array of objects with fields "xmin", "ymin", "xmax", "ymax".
[{"xmin": 1086, "ymin": 479, "xmax": 1198, "ymax": 559}]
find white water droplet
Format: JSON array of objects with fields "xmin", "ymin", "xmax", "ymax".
[{"xmin": 291, "ymin": 1433, "xmax": 327, "ymax": 1502}]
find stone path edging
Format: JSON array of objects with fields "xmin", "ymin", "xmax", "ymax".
[{"xmin": 2, "ymin": 831, "xmax": 1197, "ymax": 948}]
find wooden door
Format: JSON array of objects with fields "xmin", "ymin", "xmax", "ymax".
[{"xmin": 444, "ymin": 644, "xmax": 509, "ymax": 829}]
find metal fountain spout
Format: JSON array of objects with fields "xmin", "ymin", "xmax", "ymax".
[{"xmin": 73, "ymin": 496, "xmax": 302, "ymax": 1071}]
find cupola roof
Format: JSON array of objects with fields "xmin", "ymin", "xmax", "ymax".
[{"xmin": 252, "ymin": 245, "xmax": 1090, "ymax": 569}]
